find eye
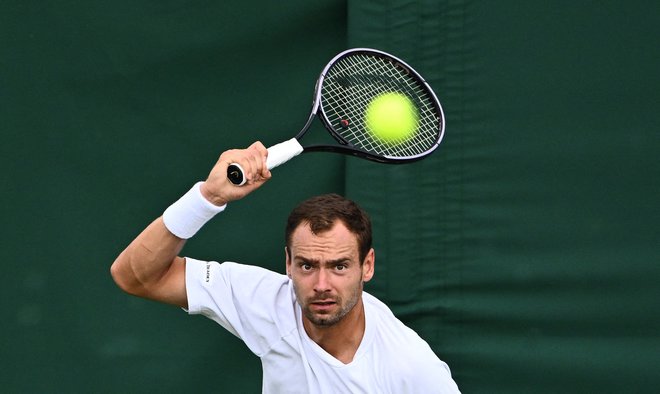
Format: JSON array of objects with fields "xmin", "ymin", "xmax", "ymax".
[
  {"xmin": 300, "ymin": 263, "xmax": 313, "ymax": 271},
  {"xmin": 335, "ymin": 264, "xmax": 347, "ymax": 271}
]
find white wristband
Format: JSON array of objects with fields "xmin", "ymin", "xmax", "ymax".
[{"xmin": 162, "ymin": 182, "xmax": 226, "ymax": 239}]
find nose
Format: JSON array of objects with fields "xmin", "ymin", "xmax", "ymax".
[{"xmin": 313, "ymin": 268, "xmax": 331, "ymax": 293}]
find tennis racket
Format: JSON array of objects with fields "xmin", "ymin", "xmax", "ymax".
[{"xmin": 227, "ymin": 48, "xmax": 445, "ymax": 185}]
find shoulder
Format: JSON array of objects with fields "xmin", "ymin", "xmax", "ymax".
[
  {"xmin": 363, "ymin": 292, "xmax": 460, "ymax": 393},
  {"xmin": 185, "ymin": 258, "xmax": 299, "ymax": 356},
  {"xmin": 186, "ymin": 258, "xmax": 293, "ymax": 315},
  {"xmin": 187, "ymin": 258, "xmax": 287, "ymax": 290}
]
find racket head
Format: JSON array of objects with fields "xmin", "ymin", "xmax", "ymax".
[{"xmin": 312, "ymin": 48, "xmax": 445, "ymax": 163}]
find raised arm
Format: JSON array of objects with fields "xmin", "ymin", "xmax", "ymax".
[{"xmin": 110, "ymin": 142, "xmax": 271, "ymax": 308}]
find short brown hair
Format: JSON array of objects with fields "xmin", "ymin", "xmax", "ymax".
[{"xmin": 285, "ymin": 194, "xmax": 372, "ymax": 263}]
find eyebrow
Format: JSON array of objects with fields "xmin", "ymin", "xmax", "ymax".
[{"xmin": 295, "ymin": 256, "xmax": 352, "ymax": 266}]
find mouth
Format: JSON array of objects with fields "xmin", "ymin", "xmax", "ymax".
[{"xmin": 310, "ymin": 300, "xmax": 337, "ymax": 312}]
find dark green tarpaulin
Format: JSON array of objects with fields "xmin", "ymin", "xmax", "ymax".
[
  {"xmin": 2, "ymin": 1, "xmax": 659, "ymax": 393},
  {"xmin": 347, "ymin": 1, "xmax": 660, "ymax": 393}
]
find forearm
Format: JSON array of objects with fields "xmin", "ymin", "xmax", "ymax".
[
  {"xmin": 111, "ymin": 217, "xmax": 185, "ymax": 284},
  {"xmin": 111, "ymin": 182, "xmax": 228, "ymax": 306},
  {"xmin": 110, "ymin": 142, "xmax": 270, "ymax": 306},
  {"xmin": 110, "ymin": 181, "xmax": 228, "ymax": 307},
  {"xmin": 110, "ymin": 217, "xmax": 185, "ymax": 299}
]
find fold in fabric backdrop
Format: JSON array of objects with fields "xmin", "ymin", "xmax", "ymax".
[{"xmin": 347, "ymin": 1, "xmax": 660, "ymax": 393}]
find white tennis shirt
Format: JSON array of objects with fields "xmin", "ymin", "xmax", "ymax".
[{"xmin": 185, "ymin": 258, "xmax": 460, "ymax": 394}]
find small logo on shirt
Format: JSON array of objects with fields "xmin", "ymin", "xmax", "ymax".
[{"xmin": 205, "ymin": 262, "xmax": 211, "ymax": 283}]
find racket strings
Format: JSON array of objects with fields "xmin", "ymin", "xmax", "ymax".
[{"xmin": 321, "ymin": 53, "xmax": 442, "ymax": 159}]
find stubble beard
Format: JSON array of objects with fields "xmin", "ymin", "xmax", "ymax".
[{"xmin": 297, "ymin": 282, "xmax": 363, "ymax": 327}]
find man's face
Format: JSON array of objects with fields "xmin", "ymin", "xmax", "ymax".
[{"xmin": 286, "ymin": 221, "xmax": 374, "ymax": 328}]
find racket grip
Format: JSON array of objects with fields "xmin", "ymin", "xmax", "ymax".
[{"xmin": 227, "ymin": 138, "xmax": 304, "ymax": 185}]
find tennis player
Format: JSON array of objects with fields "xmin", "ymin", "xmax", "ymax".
[{"xmin": 111, "ymin": 142, "xmax": 460, "ymax": 393}]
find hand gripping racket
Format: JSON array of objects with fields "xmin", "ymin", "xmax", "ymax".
[{"xmin": 227, "ymin": 48, "xmax": 445, "ymax": 185}]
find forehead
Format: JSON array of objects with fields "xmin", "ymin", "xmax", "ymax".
[{"xmin": 290, "ymin": 221, "xmax": 359, "ymax": 256}]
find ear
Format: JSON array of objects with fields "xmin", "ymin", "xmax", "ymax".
[
  {"xmin": 285, "ymin": 247, "xmax": 292, "ymax": 278},
  {"xmin": 362, "ymin": 248, "xmax": 375, "ymax": 282}
]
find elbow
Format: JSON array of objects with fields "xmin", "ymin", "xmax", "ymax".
[
  {"xmin": 110, "ymin": 260, "xmax": 126, "ymax": 291},
  {"xmin": 110, "ymin": 255, "xmax": 142, "ymax": 297}
]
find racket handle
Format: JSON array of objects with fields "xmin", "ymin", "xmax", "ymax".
[{"xmin": 227, "ymin": 138, "xmax": 304, "ymax": 185}]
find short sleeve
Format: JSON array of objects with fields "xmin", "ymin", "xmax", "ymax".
[{"xmin": 184, "ymin": 258, "xmax": 297, "ymax": 357}]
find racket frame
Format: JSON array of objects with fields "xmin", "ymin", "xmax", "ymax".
[
  {"xmin": 304, "ymin": 48, "xmax": 445, "ymax": 163},
  {"xmin": 227, "ymin": 48, "xmax": 445, "ymax": 185}
]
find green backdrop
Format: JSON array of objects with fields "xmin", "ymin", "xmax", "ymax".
[{"xmin": 2, "ymin": 1, "xmax": 659, "ymax": 393}]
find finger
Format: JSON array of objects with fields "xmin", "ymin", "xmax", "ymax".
[
  {"xmin": 251, "ymin": 141, "xmax": 268, "ymax": 157},
  {"xmin": 246, "ymin": 142, "xmax": 266, "ymax": 167},
  {"xmin": 241, "ymin": 149, "xmax": 259, "ymax": 183},
  {"xmin": 244, "ymin": 142, "xmax": 269, "ymax": 182},
  {"xmin": 250, "ymin": 141, "xmax": 270, "ymax": 178}
]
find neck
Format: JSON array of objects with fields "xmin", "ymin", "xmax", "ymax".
[{"xmin": 303, "ymin": 300, "xmax": 366, "ymax": 364}]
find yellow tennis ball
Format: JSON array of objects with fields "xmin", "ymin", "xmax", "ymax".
[{"xmin": 365, "ymin": 93, "xmax": 418, "ymax": 144}]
